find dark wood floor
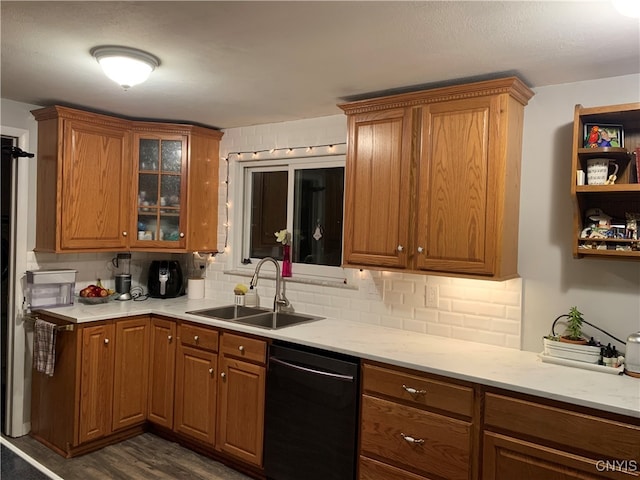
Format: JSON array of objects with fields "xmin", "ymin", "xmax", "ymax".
[{"xmin": 4, "ymin": 433, "xmax": 252, "ymax": 480}]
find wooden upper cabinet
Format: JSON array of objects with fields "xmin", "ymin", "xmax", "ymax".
[
  {"xmin": 129, "ymin": 123, "xmax": 222, "ymax": 252},
  {"xmin": 343, "ymin": 107, "xmax": 413, "ymax": 268},
  {"xmin": 339, "ymin": 77, "xmax": 533, "ymax": 279},
  {"xmin": 32, "ymin": 105, "xmax": 223, "ymax": 253},
  {"xmin": 186, "ymin": 128, "xmax": 222, "ymax": 252},
  {"xmin": 130, "ymin": 129, "xmax": 189, "ymax": 250},
  {"xmin": 417, "ymin": 95, "xmax": 501, "ymax": 276},
  {"xmin": 33, "ymin": 106, "xmax": 131, "ymax": 251}
]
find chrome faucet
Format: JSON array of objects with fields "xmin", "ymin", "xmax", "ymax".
[{"xmin": 249, "ymin": 257, "xmax": 291, "ymax": 313}]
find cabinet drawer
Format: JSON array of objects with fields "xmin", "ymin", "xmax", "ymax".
[
  {"xmin": 483, "ymin": 432, "xmax": 639, "ymax": 480},
  {"xmin": 179, "ymin": 323, "xmax": 219, "ymax": 352},
  {"xmin": 485, "ymin": 393, "xmax": 640, "ymax": 462},
  {"xmin": 360, "ymin": 455, "xmax": 434, "ymax": 480},
  {"xmin": 360, "ymin": 395, "xmax": 471, "ymax": 480},
  {"xmin": 220, "ymin": 332, "xmax": 266, "ymax": 364},
  {"xmin": 362, "ymin": 363, "xmax": 473, "ymax": 417}
]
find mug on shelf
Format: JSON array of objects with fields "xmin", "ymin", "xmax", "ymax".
[{"xmin": 586, "ymin": 158, "xmax": 618, "ymax": 185}]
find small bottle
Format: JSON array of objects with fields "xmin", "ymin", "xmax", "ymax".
[{"xmin": 245, "ymin": 287, "xmax": 259, "ymax": 307}]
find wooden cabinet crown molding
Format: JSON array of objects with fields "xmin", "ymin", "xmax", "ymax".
[
  {"xmin": 132, "ymin": 121, "xmax": 224, "ymax": 139},
  {"xmin": 31, "ymin": 105, "xmax": 132, "ymax": 129},
  {"xmin": 31, "ymin": 106, "xmax": 224, "ymax": 141},
  {"xmin": 338, "ymin": 76, "xmax": 534, "ymax": 115}
]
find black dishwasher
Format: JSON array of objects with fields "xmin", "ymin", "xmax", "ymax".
[{"xmin": 264, "ymin": 341, "xmax": 360, "ymax": 480}]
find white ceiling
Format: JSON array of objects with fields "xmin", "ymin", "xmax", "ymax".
[{"xmin": 1, "ymin": 1, "xmax": 639, "ymax": 129}]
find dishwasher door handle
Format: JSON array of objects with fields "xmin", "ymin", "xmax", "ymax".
[{"xmin": 269, "ymin": 356, "xmax": 355, "ymax": 382}]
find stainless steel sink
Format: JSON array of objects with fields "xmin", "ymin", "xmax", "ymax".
[
  {"xmin": 188, "ymin": 305, "xmax": 269, "ymax": 320},
  {"xmin": 232, "ymin": 311, "xmax": 323, "ymax": 329},
  {"xmin": 186, "ymin": 305, "xmax": 323, "ymax": 329}
]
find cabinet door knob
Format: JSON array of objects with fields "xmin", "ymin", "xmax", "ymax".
[
  {"xmin": 417, "ymin": 246, "xmax": 424, "ymax": 253},
  {"xmin": 168, "ymin": 335, "xmax": 173, "ymax": 342},
  {"xmin": 194, "ymin": 335, "xmax": 199, "ymax": 343},
  {"xmin": 209, "ymin": 368, "xmax": 214, "ymax": 375},
  {"xmin": 104, "ymin": 338, "xmax": 110, "ymax": 345},
  {"xmin": 400, "ymin": 433, "xmax": 425, "ymax": 445},
  {"xmin": 238, "ymin": 345, "xmax": 244, "ymax": 352},
  {"xmin": 179, "ymin": 232, "xmax": 185, "ymax": 238},
  {"xmin": 402, "ymin": 384, "xmax": 426, "ymax": 396},
  {"xmin": 220, "ymin": 372, "xmax": 226, "ymax": 379},
  {"xmin": 122, "ymin": 231, "xmax": 128, "ymax": 237},
  {"xmin": 397, "ymin": 245, "xmax": 404, "ymax": 252}
]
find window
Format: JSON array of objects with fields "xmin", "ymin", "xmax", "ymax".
[{"xmin": 239, "ymin": 155, "xmax": 345, "ymax": 277}]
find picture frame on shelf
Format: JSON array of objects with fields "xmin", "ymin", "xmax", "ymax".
[{"xmin": 583, "ymin": 123, "xmax": 624, "ymax": 148}]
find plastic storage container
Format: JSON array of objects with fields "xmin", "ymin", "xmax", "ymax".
[{"xmin": 26, "ymin": 269, "xmax": 77, "ymax": 309}]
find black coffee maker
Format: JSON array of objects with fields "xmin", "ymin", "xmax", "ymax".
[{"xmin": 148, "ymin": 260, "xmax": 184, "ymax": 298}]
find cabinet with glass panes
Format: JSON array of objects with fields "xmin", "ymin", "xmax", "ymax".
[{"xmin": 131, "ymin": 123, "xmax": 224, "ymax": 252}]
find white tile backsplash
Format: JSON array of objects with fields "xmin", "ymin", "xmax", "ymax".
[{"xmin": 209, "ymin": 115, "xmax": 524, "ymax": 349}]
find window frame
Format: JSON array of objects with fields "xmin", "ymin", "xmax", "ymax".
[{"xmin": 233, "ymin": 154, "xmax": 346, "ymax": 280}]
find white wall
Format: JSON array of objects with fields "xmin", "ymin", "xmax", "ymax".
[{"xmin": 519, "ymin": 74, "xmax": 640, "ymax": 352}]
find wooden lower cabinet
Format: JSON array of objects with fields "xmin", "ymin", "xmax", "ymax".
[
  {"xmin": 147, "ymin": 316, "xmax": 176, "ymax": 428},
  {"xmin": 31, "ymin": 315, "xmax": 149, "ymax": 457},
  {"xmin": 359, "ymin": 362, "xmax": 477, "ymax": 480},
  {"xmin": 78, "ymin": 322, "xmax": 115, "ymax": 444},
  {"xmin": 216, "ymin": 332, "xmax": 267, "ymax": 467},
  {"xmin": 483, "ymin": 391, "xmax": 640, "ymax": 480},
  {"xmin": 112, "ymin": 317, "xmax": 150, "ymax": 431},
  {"xmin": 174, "ymin": 324, "xmax": 218, "ymax": 445},
  {"xmin": 483, "ymin": 432, "xmax": 636, "ymax": 480},
  {"xmin": 359, "ymin": 455, "xmax": 433, "ymax": 480}
]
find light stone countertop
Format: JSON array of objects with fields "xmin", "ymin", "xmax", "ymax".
[{"xmin": 36, "ymin": 296, "xmax": 640, "ymax": 419}]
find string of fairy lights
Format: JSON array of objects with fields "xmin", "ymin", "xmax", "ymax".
[{"xmin": 219, "ymin": 142, "xmax": 347, "ymax": 253}]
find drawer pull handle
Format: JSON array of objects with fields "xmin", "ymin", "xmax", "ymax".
[
  {"xmin": 220, "ymin": 372, "xmax": 226, "ymax": 379},
  {"xmin": 194, "ymin": 335, "xmax": 199, "ymax": 343},
  {"xmin": 209, "ymin": 368, "xmax": 214, "ymax": 375},
  {"xmin": 238, "ymin": 345, "xmax": 245, "ymax": 352},
  {"xmin": 104, "ymin": 338, "xmax": 110, "ymax": 345},
  {"xmin": 402, "ymin": 384, "xmax": 426, "ymax": 396},
  {"xmin": 401, "ymin": 433, "xmax": 425, "ymax": 445},
  {"xmin": 168, "ymin": 335, "xmax": 173, "ymax": 342}
]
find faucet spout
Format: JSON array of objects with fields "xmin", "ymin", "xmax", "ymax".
[{"xmin": 250, "ymin": 257, "xmax": 290, "ymax": 313}]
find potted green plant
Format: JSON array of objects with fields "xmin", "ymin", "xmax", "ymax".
[{"xmin": 559, "ymin": 306, "xmax": 588, "ymax": 345}]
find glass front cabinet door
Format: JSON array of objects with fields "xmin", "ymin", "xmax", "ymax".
[{"xmin": 132, "ymin": 133, "xmax": 188, "ymax": 249}]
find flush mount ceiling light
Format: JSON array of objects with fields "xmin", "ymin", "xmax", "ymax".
[
  {"xmin": 91, "ymin": 46, "xmax": 160, "ymax": 90},
  {"xmin": 612, "ymin": 0, "xmax": 640, "ymax": 18}
]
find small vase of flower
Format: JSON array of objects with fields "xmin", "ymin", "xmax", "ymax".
[{"xmin": 275, "ymin": 229, "xmax": 292, "ymax": 277}]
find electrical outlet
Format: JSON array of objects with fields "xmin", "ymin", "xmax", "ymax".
[{"xmin": 426, "ymin": 285, "xmax": 438, "ymax": 308}]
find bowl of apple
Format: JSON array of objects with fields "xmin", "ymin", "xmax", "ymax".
[{"xmin": 77, "ymin": 284, "xmax": 118, "ymax": 304}]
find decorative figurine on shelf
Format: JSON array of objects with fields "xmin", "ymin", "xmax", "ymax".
[{"xmin": 275, "ymin": 228, "xmax": 292, "ymax": 277}]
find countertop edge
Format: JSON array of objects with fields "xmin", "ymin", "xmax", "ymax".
[{"xmin": 31, "ymin": 299, "xmax": 640, "ymax": 419}]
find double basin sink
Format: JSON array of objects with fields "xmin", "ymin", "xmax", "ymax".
[{"xmin": 186, "ymin": 305, "xmax": 323, "ymax": 329}]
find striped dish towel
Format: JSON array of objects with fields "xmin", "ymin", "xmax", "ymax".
[{"xmin": 34, "ymin": 319, "xmax": 56, "ymax": 376}]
